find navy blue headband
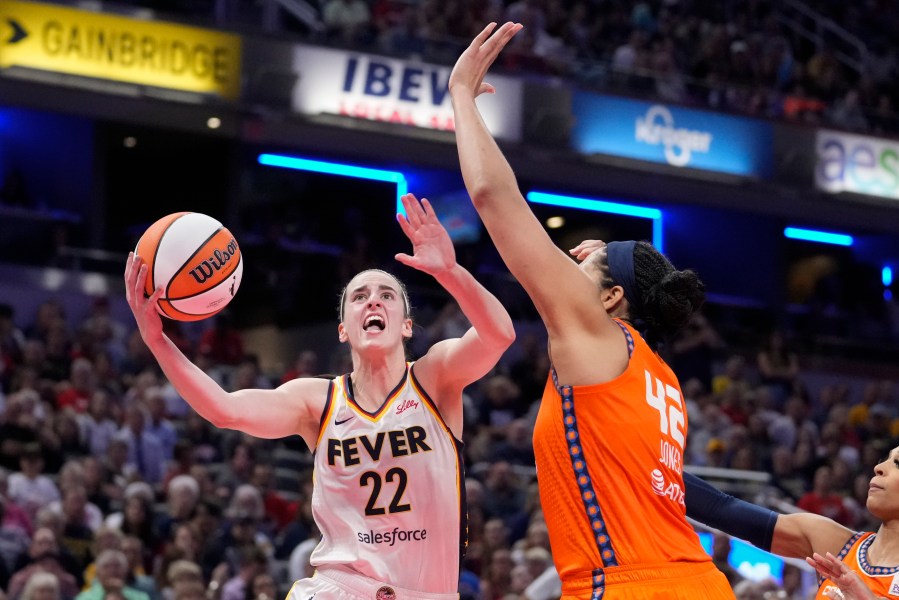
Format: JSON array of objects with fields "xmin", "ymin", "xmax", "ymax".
[{"xmin": 607, "ymin": 241, "xmax": 639, "ymax": 309}]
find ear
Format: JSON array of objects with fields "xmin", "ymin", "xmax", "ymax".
[
  {"xmin": 401, "ymin": 318, "xmax": 413, "ymax": 340},
  {"xmin": 337, "ymin": 323, "xmax": 348, "ymax": 343},
  {"xmin": 602, "ymin": 285, "xmax": 628, "ymax": 316}
]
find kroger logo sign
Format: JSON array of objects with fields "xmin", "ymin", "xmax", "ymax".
[
  {"xmin": 571, "ymin": 93, "xmax": 772, "ymax": 178},
  {"xmin": 634, "ymin": 105, "xmax": 713, "ymax": 167}
]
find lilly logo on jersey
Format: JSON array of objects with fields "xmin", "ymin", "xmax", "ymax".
[
  {"xmin": 395, "ymin": 399, "xmax": 419, "ymax": 415},
  {"xmin": 189, "ymin": 238, "xmax": 239, "ymax": 284}
]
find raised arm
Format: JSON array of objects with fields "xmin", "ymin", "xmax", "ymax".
[
  {"xmin": 125, "ymin": 253, "xmax": 329, "ymax": 446},
  {"xmin": 448, "ymin": 23, "xmax": 601, "ymax": 331},
  {"xmin": 394, "ymin": 194, "xmax": 515, "ymax": 410}
]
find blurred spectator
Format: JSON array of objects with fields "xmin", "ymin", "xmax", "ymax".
[
  {"xmin": 119, "ymin": 536, "xmax": 156, "ymax": 599},
  {"xmin": 21, "ymin": 571, "xmax": 60, "ymax": 600},
  {"xmin": 218, "ymin": 545, "xmax": 268, "ymax": 600},
  {"xmin": 243, "ymin": 571, "xmax": 276, "ymax": 600},
  {"xmin": 8, "ymin": 528, "xmax": 79, "ymax": 600},
  {"xmin": 322, "ymin": 0, "xmax": 372, "ymax": 44},
  {"xmin": 155, "ymin": 477, "xmax": 200, "ymax": 544},
  {"xmin": 481, "ymin": 461, "xmax": 526, "ymax": 522},
  {"xmin": 56, "ymin": 485, "xmax": 95, "ymax": 573},
  {"xmin": 158, "ymin": 560, "xmax": 202, "ymax": 600},
  {"xmin": 215, "ymin": 444, "xmax": 256, "ymax": 496},
  {"xmin": 827, "ymin": 88, "xmax": 870, "ymax": 131},
  {"xmin": 755, "ymin": 330, "xmax": 800, "ymax": 406},
  {"xmin": 115, "ymin": 404, "xmax": 165, "ymax": 485},
  {"xmin": 797, "ymin": 465, "xmax": 853, "ymax": 526},
  {"xmin": 142, "ymin": 388, "xmax": 177, "ymax": 463},
  {"xmin": 712, "ymin": 355, "xmax": 753, "ymax": 397},
  {"xmin": 8, "ymin": 444, "xmax": 60, "ymax": 523},
  {"xmin": 278, "ymin": 350, "xmax": 320, "ymax": 385},
  {"xmin": 74, "ymin": 549, "xmax": 149, "ymax": 600},
  {"xmin": 248, "ymin": 465, "xmax": 294, "ymax": 535},
  {"xmin": 490, "ymin": 418, "xmax": 535, "ymax": 467},
  {"xmin": 669, "ymin": 313, "xmax": 724, "ymax": 392}
]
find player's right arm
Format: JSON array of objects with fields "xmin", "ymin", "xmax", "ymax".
[
  {"xmin": 126, "ymin": 252, "xmax": 328, "ymax": 443},
  {"xmin": 448, "ymin": 23, "xmax": 611, "ymax": 338}
]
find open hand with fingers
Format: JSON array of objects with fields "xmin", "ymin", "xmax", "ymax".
[
  {"xmin": 124, "ymin": 252, "xmax": 165, "ymax": 344},
  {"xmin": 448, "ymin": 21, "xmax": 523, "ymax": 100},
  {"xmin": 394, "ymin": 193, "xmax": 456, "ymax": 277},
  {"xmin": 569, "ymin": 240, "xmax": 607, "ymax": 262},
  {"xmin": 807, "ymin": 553, "xmax": 885, "ymax": 600}
]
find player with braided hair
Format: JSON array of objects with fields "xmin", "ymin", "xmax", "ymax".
[{"xmin": 448, "ymin": 22, "xmax": 736, "ymax": 599}]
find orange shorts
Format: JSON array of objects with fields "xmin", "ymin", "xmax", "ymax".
[{"xmin": 561, "ymin": 561, "xmax": 736, "ymax": 600}]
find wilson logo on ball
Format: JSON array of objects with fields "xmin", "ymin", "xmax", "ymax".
[
  {"xmin": 134, "ymin": 212, "xmax": 243, "ymax": 322},
  {"xmin": 188, "ymin": 238, "xmax": 239, "ymax": 284}
]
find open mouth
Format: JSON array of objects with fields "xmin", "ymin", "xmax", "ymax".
[{"xmin": 363, "ymin": 315, "xmax": 385, "ymax": 331}]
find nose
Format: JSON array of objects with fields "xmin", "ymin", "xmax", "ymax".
[{"xmin": 874, "ymin": 461, "xmax": 885, "ymax": 476}]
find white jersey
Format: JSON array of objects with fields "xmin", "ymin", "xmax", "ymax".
[{"xmin": 310, "ymin": 363, "xmax": 465, "ymax": 593}]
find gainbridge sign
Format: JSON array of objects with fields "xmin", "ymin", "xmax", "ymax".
[{"xmin": 0, "ymin": 0, "xmax": 241, "ymax": 100}]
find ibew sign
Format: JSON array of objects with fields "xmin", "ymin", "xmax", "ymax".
[
  {"xmin": 571, "ymin": 93, "xmax": 771, "ymax": 177},
  {"xmin": 816, "ymin": 129, "xmax": 899, "ymax": 200},
  {"xmin": 291, "ymin": 44, "xmax": 522, "ymax": 141}
]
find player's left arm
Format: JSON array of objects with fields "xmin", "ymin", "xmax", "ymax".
[{"xmin": 394, "ymin": 193, "xmax": 515, "ymax": 423}]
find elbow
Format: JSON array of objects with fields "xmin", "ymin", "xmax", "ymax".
[
  {"xmin": 491, "ymin": 321, "xmax": 517, "ymax": 352},
  {"xmin": 469, "ymin": 185, "xmax": 500, "ymax": 211}
]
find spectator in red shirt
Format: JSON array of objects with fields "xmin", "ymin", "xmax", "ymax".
[{"xmin": 797, "ymin": 465, "xmax": 853, "ymax": 526}]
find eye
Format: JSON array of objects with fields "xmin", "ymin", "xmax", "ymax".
[
  {"xmin": 353, "ymin": 293, "xmax": 366, "ymax": 301},
  {"xmin": 381, "ymin": 292, "xmax": 394, "ymax": 300},
  {"xmin": 893, "ymin": 459, "xmax": 899, "ymax": 468}
]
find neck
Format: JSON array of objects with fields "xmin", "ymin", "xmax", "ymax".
[
  {"xmin": 870, "ymin": 520, "xmax": 899, "ymax": 564},
  {"xmin": 350, "ymin": 351, "xmax": 407, "ymax": 410}
]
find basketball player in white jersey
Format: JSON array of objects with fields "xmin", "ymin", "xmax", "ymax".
[{"xmin": 124, "ymin": 193, "xmax": 516, "ymax": 599}]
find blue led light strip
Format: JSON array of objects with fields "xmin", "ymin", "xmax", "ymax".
[
  {"xmin": 783, "ymin": 227, "xmax": 853, "ymax": 247},
  {"xmin": 527, "ymin": 191, "xmax": 664, "ymax": 251},
  {"xmin": 258, "ymin": 153, "xmax": 409, "ymax": 214}
]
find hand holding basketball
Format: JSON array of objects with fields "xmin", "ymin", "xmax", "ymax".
[
  {"xmin": 394, "ymin": 193, "xmax": 456, "ymax": 277},
  {"xmin": 125, "ymin": 252, "xmax": 164, "ymax": 343},
  {"xmin": 132, "ymin": 212, "xmax": 243, "ymax": 322}
]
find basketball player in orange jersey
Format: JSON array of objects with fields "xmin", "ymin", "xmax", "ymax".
[
  {"xmin": 125, "ymin": 193, "xmax": 515, "ymax": 599},
  {"xmin": 684, "ymin": 445, "xmax": 899, "ymax": 600},
  {"xmin": 448, "ymin": 22, "xmax": 737, "ymax": 599}
]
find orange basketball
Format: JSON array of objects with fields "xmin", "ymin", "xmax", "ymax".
[{"xmin": 134, "ymin": 212, "xmax": 243, "ymax": 321}]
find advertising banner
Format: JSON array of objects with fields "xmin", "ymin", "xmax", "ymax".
[
  {"xmin": 816, "ymin": 129, "xmax": 899, "ymax": 200},
  {"xmin": 571, "ymin": 93, "xmax": 773, "ymax": 178},
  {"xmin": 291, "ymin": 44, "xmax": 523, "ymax": 141},
  {"xmin": 0, "ymin": 0, "xmax": 242, "ymax": 99}
]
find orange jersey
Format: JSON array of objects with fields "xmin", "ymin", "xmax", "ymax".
[
  {"xmin": 534, "ymin": 320, "xmax": 723, "ymax": 597},
  {"xmin": 815, "ymin": 532, "xmax": 899, "ymax": 599}
]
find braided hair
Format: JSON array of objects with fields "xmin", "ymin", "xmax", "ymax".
[{"xmin": 603, "ymin": 241, "xmax": 705, "ymax": 349}]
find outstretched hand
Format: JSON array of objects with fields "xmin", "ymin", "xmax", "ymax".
[
  {"xmin": 124, "ymin": 252, "xmax": 165, "ymax": 343},
  {"xmin": 807, "ymin": 552, "xmax": 884, "ymax": 600},
  {"xmin": 569, "ymin": 239, "xmax": 606, "ymax": 262},
  {"xmin": 448, "ymin": 21, "xmax": 523, "ymax": 100},
  {"xmin": 395, "ymin": 193, "xmax": 456, "ymax": 276}
]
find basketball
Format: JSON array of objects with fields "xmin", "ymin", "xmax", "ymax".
[{"xmin": 134, "ymin": 212, "xmax": 243, "ymax": 322}]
